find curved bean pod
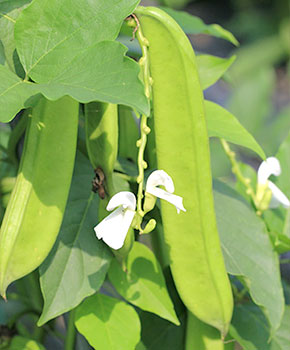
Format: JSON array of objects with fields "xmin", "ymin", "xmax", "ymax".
[
  {"xmin": 0, "ymin": 97, "xmax": 78, "ymax": 297},
  {"xmin": 136, "ymin": 7, "xmax": 233, "ymax": 335}
]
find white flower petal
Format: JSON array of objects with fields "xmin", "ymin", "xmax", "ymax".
[
  {"xmin": 268, "ymin": 181, "xmax": 290, "ymax": 209},
  {"xmin": 94, "ymin": 207, "xmax": 135, "ymax": 250},
  {"xmin": 147, "ymin": 187, "xmax": 186, "ymax": 213},
  {"xmin": 146, "ymin": 170, "xmax": 174, "ymax": 193},
  {"xmin": 257, "ymin": 157, "xmax": 281, "ymax": 184},
  {"xmin": 106, "ymin": 191, "xmax": 136, "ymax": 211}
]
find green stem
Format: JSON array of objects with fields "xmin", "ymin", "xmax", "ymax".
[
  {"xmin": 134, "ymin": 16, "xmax": 152, "ymax": 230},
  {"xmin": 220, "ymin": 139, "xmax": 256, "ymax": 203},
  {"xmin": 64, "ymin": 310, "xmax": 76, "ymax": 350}
]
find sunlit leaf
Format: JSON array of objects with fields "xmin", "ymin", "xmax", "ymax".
[
  {"xmin": 75, "ymin": 293, "xmax": 141, "ymax": 350},
  {"xmin": 108, "ymin": 242, "xmax": 179, "ymax": 325},
  {"xmin": 197, "ymin": 55, "xmax": 236, "ymax": 90},
  {"xmin": 205, "ymin": 100, "xmax": 266, "ymax": 159},
  {"xmin": 160, "ymin": 7, "xmax": 238, "ymax": 45}
]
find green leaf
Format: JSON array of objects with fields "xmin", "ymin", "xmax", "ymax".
[
  {"xmin": 0, "ymin": 0, "xmax": 30, "ymax": 73},
  {"xmin": 0, "ymin": 43, "xmax": 149, "ymax": 123},
  {"xmin": 10, "ymin": 336, "xmax": 45, "ymax": 350},
  {"xmin": 15, "ymin": 0, "xmax": 140, "ymax": 81},
  {"xmin": 75, "ymin": 293, "xmax": 141, "ymax": 350},
  {"xmin": 196, "ymin": 55, "xmax": 236, "ymax": 90},
  {"xmin": 1, "ymin": 0, "xmax": 149, "ymax": 122},
  {"xmin": 37, "ymin": 42, "xmax": 148, "ymax": 114},
  {"xmin": 0, "ymin": 65, "xmax": 39, "ymax": 122},
  {"xmin": 228, "ymin": 67, "xmax": 275, "ymax": 136},
  {"xmin": 108, "ymin": 242, "xmax": 179, "ymax": 325},
  {"xmin": 38, "ymin": 152, "xmax": 112, "ymax": 326},
  {"xmin": 160, "ymin": 7, "xmax": 238, "ymax": 46},
  {"xmin": 230, "ymin": 304, "xmax": 290, "ymax": 350},
  {"xmin": 205, "ymin": 100, "xmax": 266, "ymax": 159},
  {"xmin": 214, "ymin": 180, "xmax": 284, "ymax": 334}
]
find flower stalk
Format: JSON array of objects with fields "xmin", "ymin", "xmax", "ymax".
[
  {"xmin": 220, "ymin": 139, "xmax": 256, "ymax": 201},
  {"xmin": 134, "ymin": 16, "xmax": 153, "ymax": 231},
  {"xmin": 221, "ymin": 139, "xmax": 289, "ymax": 214}
]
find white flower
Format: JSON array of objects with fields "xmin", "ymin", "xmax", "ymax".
[
  {"xmin": 257, "ymin": 157, "xmax": 290, "ymax": 209},
  {"xmin": 94, "ymin": 191, "xmax": 136, "ymax": 250},
  {"xmin": 146, "ymin": 170, "xmax": 186, "ymax": 213}
]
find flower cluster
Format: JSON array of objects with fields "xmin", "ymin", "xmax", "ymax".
[{"xmin": 94, "ymin": 170, "xmax": 186, "ymax": 250}]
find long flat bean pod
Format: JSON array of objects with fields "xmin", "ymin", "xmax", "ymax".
[
  {"xmin": 136, "ymin": 7, "xmax": 233, "ymax": 335},
  {"xmin": 85, "ymin": 102, "xmax": 118, "ymax": 199},
  {"xmin": 0, "ymin": 97, "xmax": 79, "ymax": 297},
  {"xmin": 186, "ymin": 312, "xmax": 235, "ymax": 350},
  {"xmin": 85, "ymin": 102, "xmax": 134, "ymax": 257}
]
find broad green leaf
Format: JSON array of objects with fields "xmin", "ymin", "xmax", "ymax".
[
  {"xmin": 197, "ymin": 55, "xmax": 236, "ymax": 90},
  {"xmin": 205, "ymin": 100, "xmax": 266, "ymax": 159},
  {"xmin": 228, "ymin": 67, "xmax": 275, "ymax": 136},
  {"xmin": 214, "ymin": 180, "xmax": 284, "ymax": 334},
  {"xmin": 75, "ymin": 293, "xmax": 141, "ymax": 350},
  {"xmin": 15, "ymin": 0, "xmax": 140, "ymax": 81},
  {"xmin": 0, "ymin": 65, "xmax": 39, "ymax": 122},
  {"xmin": 230, "ymin": 304, "xmax": 290, "ymax": 350},
  {"xmin": 0, "ymin": 0, "xmax": 30, "ymax": 73},
  {"xmin": 160, "ymin": 7, "xmax": 238, "ymax": 46},
  {"xmin": 38, "ymin": 152, "xmax": 111, "ymax": 326},
  {"xmin": 36, "ymin": 42, "xmax": 148, "ymax": 114},
  {"xmin": 10, "ymin": 336, "xmax": 45, "ymax": 350},
  {"xmin": 137, "ymin": 310, "xmax": 186, "ymax": 350},
  {"xmin": 108, "ymin": 242, "xmax": 179, "ymax": 325},
  {"xmin": 1, "ymin": 0, "xmax": 149, "ymax": 122},
  {"xmin": 0, "ymin": 43, "xmax": 149, "ymax": 123}
]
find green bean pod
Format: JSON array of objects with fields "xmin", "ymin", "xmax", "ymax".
[
  {"xmin": 186, "ymin": 312, "xmax": 235, "ymax": 350},
  {"xmin": 85, "ymin": 102, "xmax": 134, "ymax": 256},
  {"xmin": 0, "ymin": 97, "xmax": 78, "ymax": 297},
  {"xmin": 136, "ymin": 7, "xmax": 233, "ymax": 335},
  {"xmin": 118, "ymin": 105, "xmax": 139, "ymax": 163},
  {"xmin": 85, "ymin": 102, "xmax": 118, "ymax": 198}
]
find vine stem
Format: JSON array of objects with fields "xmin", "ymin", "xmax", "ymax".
[
  {"xmin": 134, "ymin": 16, "xmax": 152, "ymax": 228},
  {"xmin": 64, "ymin": 310, "xmax": 76, "ymax": 350},
  {"xmin": 220, "ymin": 139, "xmax": 256, "ymax": 203}
]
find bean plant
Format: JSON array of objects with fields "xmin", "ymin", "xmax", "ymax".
[{"xmin": 0, "ymin": 1, "xmax": 289, "ymax": 349}]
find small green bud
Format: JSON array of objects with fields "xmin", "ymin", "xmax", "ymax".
[
  {"xmin": 141, "ymin": 219, "xmax": 157, "ymax": 234},
  {"xmin": 143, "ymin": 192, "xmax": 157, "ymax": 214}
]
